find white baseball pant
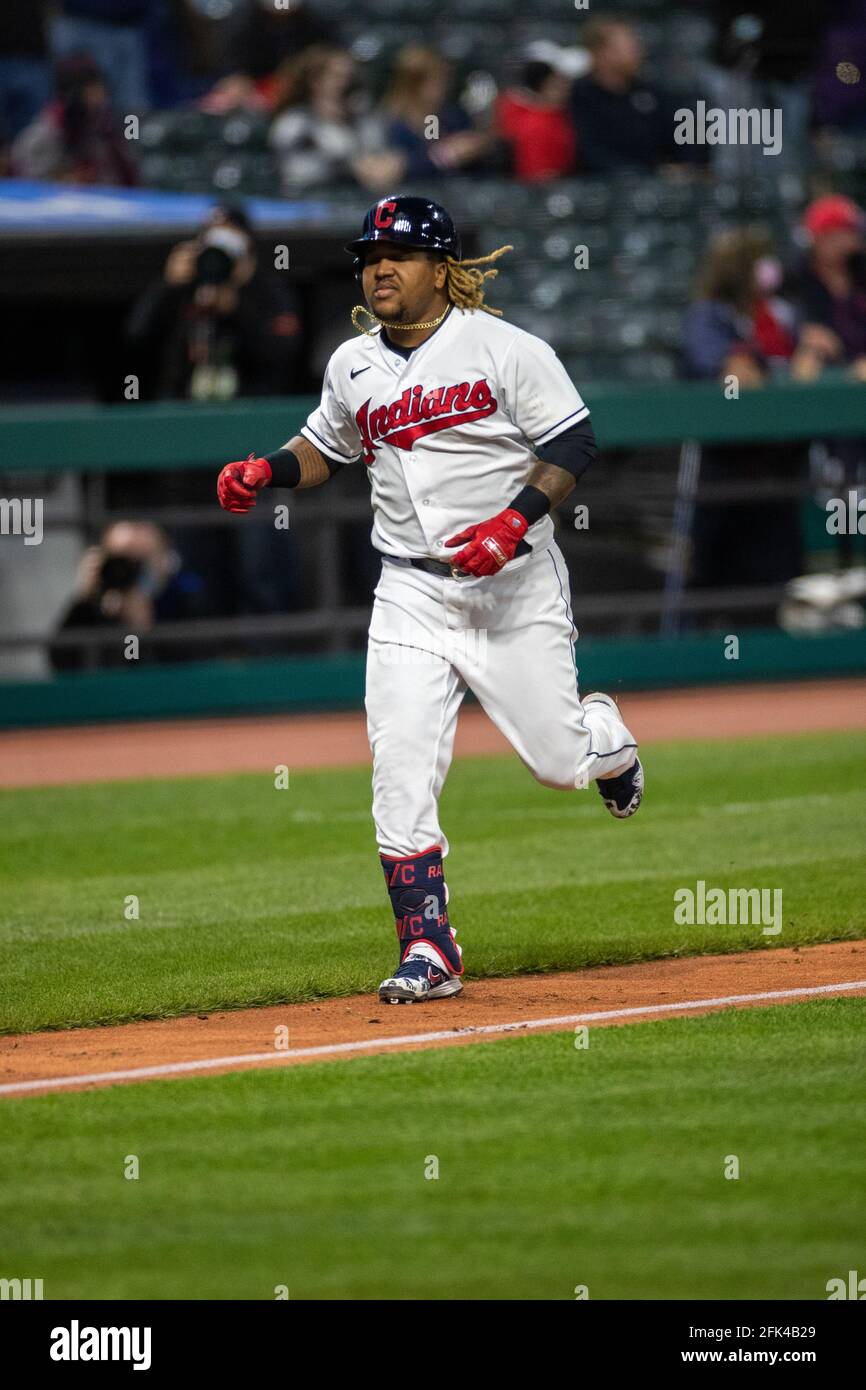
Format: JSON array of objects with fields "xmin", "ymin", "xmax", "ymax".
[{"xmin": 365, "ymin": 540, "xmax": 638, "ymax": 858}]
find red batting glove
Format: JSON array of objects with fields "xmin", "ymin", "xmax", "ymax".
[
  {"xmin": 444, "ymin": 508, "xmax": 529, "ymax": 577},
  {"xmin": 217, "ymin": 454, "xmax": 272, "ymax": 513}
]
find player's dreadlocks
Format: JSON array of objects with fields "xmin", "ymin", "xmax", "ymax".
[
  {"xmin": 443, "ymin": 244, "xmax": 513, "ymax": 316},
  {"xmin": 351, "ymin": 244, "xmax": 514, "ymax": 335}
]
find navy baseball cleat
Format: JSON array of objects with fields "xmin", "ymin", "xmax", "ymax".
[
  {"xmin": 378, "ymin": 950, "xmax": 463, "ymax": 1005},
  {"xmin": 596, "ymin": 756, "xmax": 644, "ymax": 818},
  {"xmin": 583, "ymin": 692, "xmax": 644, "ymax": 818}
]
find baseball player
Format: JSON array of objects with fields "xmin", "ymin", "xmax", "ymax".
[{"xmin": 217, "ymin": 195, "xmax": 643, "ymax": 1005}]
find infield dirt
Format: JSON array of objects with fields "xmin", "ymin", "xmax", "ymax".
[{"xmin": 2, "ymin": 941, "xmax": 864, "ymax": 1096}]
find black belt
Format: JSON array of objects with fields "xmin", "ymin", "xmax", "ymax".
[
  {"xmin": 382, "ymin": 554, "xmax": 454, "ymax": 577},
  {"xmin": 384, "ymin": 541, "xmax": 531, "ymax": 579},
  {"xmin": 411, "ymin": 557, "xmax": 455, "ymax": 577}
]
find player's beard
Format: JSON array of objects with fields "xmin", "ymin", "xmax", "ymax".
[{"xmin": 367, "ymin": 294, "xmax": 408, "ymax": 322}]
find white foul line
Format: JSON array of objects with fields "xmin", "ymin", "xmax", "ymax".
[{"xmin": 2, "ymin": 978, "xmax": 865, "ymax": 1097}]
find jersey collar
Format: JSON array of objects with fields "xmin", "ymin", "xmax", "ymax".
[{"xmin": 376, "ymin": 305, "xmax": 457, "ymax": 375}]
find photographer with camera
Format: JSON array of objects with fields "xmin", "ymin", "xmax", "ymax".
[
  {"xmin": 49, "ymin": 521, "xmax": 204, "ymax": 671},
  {"xmin": 122, "ymin": 202, "xmax": 303, "ymax": 626},
  {"xmin": 125, "ymin": 201, "xmax": 301, "ymax": 401}
]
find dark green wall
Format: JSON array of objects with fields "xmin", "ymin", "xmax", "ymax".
[{"xmin": 2, "ymin": 630, "xmax": 864, "ymax": 729}]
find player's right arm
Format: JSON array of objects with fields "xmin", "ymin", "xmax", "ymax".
[
  {"xmin": 216, "ymin": 435, "xmax": 339, "ymax": 512},
  {"xmin": 217, "ymin": 353, "xmax": 362, "ymax": 513}
]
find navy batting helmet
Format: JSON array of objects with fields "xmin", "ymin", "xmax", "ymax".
[{"xmin": 345, "ymin": 196, "xmax": 462, "ymax": 268}]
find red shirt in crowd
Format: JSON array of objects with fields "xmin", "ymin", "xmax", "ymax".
[{"xmin": 495, "ymin": 90, "xmax": 576, "ymax": 182}]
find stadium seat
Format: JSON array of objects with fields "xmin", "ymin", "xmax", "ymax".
[
  {"xmin": 220, "ymin": 113, "xmax": 270, "ymax": 152},
  {"xmin": 348, "ymin": 27, "xmax": 422, "ymax": 74},
  {"xmin": 138, "ymin": 112, "xmax": 174, "ymax": 150},
  {"xmin": 207, "ymin": 153, "xmax": 277, "ymax": 197},
  {"xmin": 137, "ymin": 153, "xmax": 173, "ymax": 187},
  {"xmin": 311, "ymin": 0, "xmax": 358, "ymax": 14},
  {"xmin": 154, "ymin": 155, "xmax": 208, "ymax": 191},
  {"xmin": 619, "ymin": 349, "xmax": 679, "ymax": 383},
  {"xmin": 363, "ymin": 0, "xmax": 440, "ymax": 17}
]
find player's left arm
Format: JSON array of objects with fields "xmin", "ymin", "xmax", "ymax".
[
  {"xmin": 523, "ymin": 413, "xmax": 598, "ymax": 508},
  {"xmin": 445, "ymin": 338, "xmax": 597, "ymax": 576}
]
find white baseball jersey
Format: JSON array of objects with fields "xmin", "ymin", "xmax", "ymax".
[{"xmin": 300, "ymin": 306, "xmax": 589, "ymax": 564}]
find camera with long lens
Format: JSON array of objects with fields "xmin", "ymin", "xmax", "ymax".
[
  {"xmin": 194, "ymin": 227, "xmax": 250, "ymax": 287},
  {"xmin": 98, "ymin": 555, "xmax": 142, "ymax": 595}
]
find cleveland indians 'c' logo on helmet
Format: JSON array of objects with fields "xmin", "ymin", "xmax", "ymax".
[
  {"xmin": 373, "ymin": 200, "xmax": 397, "ymax": 230},
  {"xmin": 355, "ymin": 379, "xmax": 497, "ymax": 465}
]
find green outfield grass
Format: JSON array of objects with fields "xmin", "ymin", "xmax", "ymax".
[
  {"xmin": 0, "ymin": 999, "xmax": 863, "ymax": 1300},
  {"xmin": 2, "ymin": 731, "xmax": 865, "ymax": 1033}
]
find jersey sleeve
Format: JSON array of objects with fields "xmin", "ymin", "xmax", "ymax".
[
  {"xmin": 500, "ymin": 332, "xmax": 590, "ymax": 449},
  {"xmin": 300, "ymin": 359, "xmax": 363, "ymax": 464}
]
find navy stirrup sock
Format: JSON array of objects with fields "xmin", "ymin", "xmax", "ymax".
[{"xmin": 380, "ymin": 845, "xmax": 463, "ymax": 975}]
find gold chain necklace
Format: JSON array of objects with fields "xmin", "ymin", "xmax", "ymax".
[{"xmin": 351, "ymin": 304, "xmax": 450, "ymax": 338}]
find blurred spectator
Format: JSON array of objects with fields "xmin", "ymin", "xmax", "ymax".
[
  {"xmin": 571, "ymin": 18, "xmax": 704, "ymax": 174},
  {"xmin": 682, "ymin": 226, "xmax": 805, "ymax": 596},
  {"xmin": 710, "ymin": 1, "xmax": 825, "ymax": 86},
  {"xmin": 790, "ymin": 194, "xmax": 866, "ymax": 566},
  {"xmin": 198, "ymin": 70, "xmax": 270, "ymax": 116},
  {"xmin": 524, "ymin": 39, "xmax": 591, "ymax": 82},
  {"xmin": 200, "ymin": 0, "xmax": 339, "ymax": 113},
  {"xmin": 813, "ymin": 0, "xmax": 866, "ymax": 132},
  {"xmin": 235, "ymin": 0, "xmax": 337, "ymax": 85},
  {"xmin": 269, "ymin": 46, "xmax": 397, "ymax": 193},
  {"xmin": 684, "ymin": 226, "xmax": 798, "ymax": 382},
  {"xmin": 378, "ymin": 45, "xmax": 495, "ymax": 181},
  {"xmin": 789, "ymin": 195, "xmax": 866, "ymax": 379},
  {"xmin": 11, "ymin": 54, "xmax": 138, "ymax": 186},
  {"xmin": 146, "ymin": 0, "xmax": 211, "ymax": 110},
  {"xmin": 49, "ymin": 0, "xmax": 156, "ymax": 114},
  {"xmin": 704, "ymin": 1, "xmax": 827, "ymax": 176},
  {"xmin": 496, "ymin": 60, "xmax": 577, "ymax": 181},
  {"xmin": 0, "ymin": 1, "xmax": 52, "ymax": 145},
  {"xmin": 125, "ymin": 201, "xmax": 301, "ymax": 400},
  {"xmin": 50, "ymin": 521, "xmax": 205, "ymax": 671}
]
